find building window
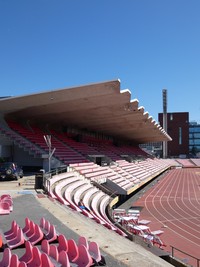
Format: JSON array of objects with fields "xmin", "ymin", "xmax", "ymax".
[
  {"xmin": 170, "ymin": 114, "xmax": 173, "ymax": 121},
  {"xmin": 179, "ymin": 127, "xmax": 182, "ymax": 145}
]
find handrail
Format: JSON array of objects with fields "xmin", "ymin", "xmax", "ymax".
[{"xmin": 171, "ymin": 246, "xmax": 200, "ymax": 267}]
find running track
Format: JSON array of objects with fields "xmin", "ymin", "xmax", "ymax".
[{"xmin": 133, "ymin": 168, "xmax": 200, "ymax": 265}]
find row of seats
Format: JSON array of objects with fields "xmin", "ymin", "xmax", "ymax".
[
  {"xmin": 47, "ymin": 172, "xmax": 127, "ymax": 237},
  {"xmin": 0, "ymin": 217, "xmax": 105, "ymax": 266},
  {"xmin": 7, "ymin": 121, "xmax": 149, "ymax": 165},
  {"xmin": 6, "ymin": 122, "xmax": 90, "ymax": 165},
  {"xmin": 6, "ymin": 120, "xmax": 200, "ymax": 170},
  {"xmin": 69, "ymin": 162, "xmax": 134, "ymax": 191}
]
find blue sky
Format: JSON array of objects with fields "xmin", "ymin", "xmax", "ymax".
[{"xmin": 0, "ymin": 0, "xmax": 200, "ymax": 123}]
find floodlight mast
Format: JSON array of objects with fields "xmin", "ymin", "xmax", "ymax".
[
  {"xmin": 162, "ymin": 89, "xmax": 168, "ymax": 158},
  {"xmin": 44, "ymin": 135, "xmax": 56, "ymax": 172}
]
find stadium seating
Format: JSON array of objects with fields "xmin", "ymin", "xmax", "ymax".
[
  {"xmin": 0, "ymin": 247, "xmax": 12, "ymax": 266},
  {"xmin": 2, "ymin": 217, "xmax": 105, "ymax": 266}
]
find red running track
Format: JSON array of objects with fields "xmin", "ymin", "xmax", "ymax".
[{"xmin": 133, "ymin": 168, "xmax": 200, "ymax": 265}]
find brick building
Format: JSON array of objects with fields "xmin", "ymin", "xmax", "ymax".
[{"xmin": 158, "ymin": 112, "xmax": 189, "ymax": 157}]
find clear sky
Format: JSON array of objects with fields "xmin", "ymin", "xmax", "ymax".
[{"xmin": 0, "ymin": 0, "xmax": 200, "ymax": 123}]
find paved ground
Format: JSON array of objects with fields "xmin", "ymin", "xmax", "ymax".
[{"xmin": 0, "ymin": 175, "xmax": 174, "ymax": 267}]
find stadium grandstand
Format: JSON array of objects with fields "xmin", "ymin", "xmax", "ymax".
[{"xmin": 0, "ymin": 80, "xmax": 199, "ymax": 267}]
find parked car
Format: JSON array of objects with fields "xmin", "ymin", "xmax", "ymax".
[{"xmin": 0, "ymin": 162, "xmax": 23, "ymax": 181}]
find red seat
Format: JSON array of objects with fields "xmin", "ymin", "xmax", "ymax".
[
  {"xmin": 67, "ymin": 239, "xmax": 79, "ymax": 262},
  {"xmin": 28, "ymin": 224, "xmax": 44, "ymax": 245},
  {"xmin": 7, "ymin": 227, "xmax": 25, "ymax": 250},
  {"xmin": 41, "ymin": 239, "xmax": 50, "ymax": 255},
  {"xmin": 74, "ymin": 244, "xmax": 93, "ymax": 267},
  {"xmin": 27, "ymin": 246, "xmax": 42, "ymax": 267},
  {"xmin": 78, "ymin": 236, "xmax": 89, "ymax": 250},
  {"xmin": 49, "ymin": 244, "xmax": 59, "ymax": 261},
  {"xmin": 0, "ymin": 247, "xmax": 12, "ymax": 266},
  {"xmin": 41, "ymin": 253, "xmax": 54, "ymax": 267},
  {"xmin": 57, "ymin": 234, "xmax": 68, "ymax": 253},
  {"xmin": 10, "ymin": 254, "xmax": 20, "ymax": 267},
  {"xmin": 22, "ymin": 217, "xmax": 31, "ymax": 235},
  {"xmin": 19, "ymin": 241, "xmax": 33, "ymax": 264},
  {"xmin": 24, "ymin": 220, "xmax": 35, "ymax": 238},
  {"xmin": 89, "ymin": 241, "xmax": 103, "ymax": 264},
  {"xmin": 45, "ymin": 224, "xmax": 57, "ymax": 243},
  {"xmin": 5, "ymin": 224, "xmax": 19, "ymax": 242},
  {"xmin": 58, "ymin": 250, "xmax": 70, "ymax": 267},
  {"xmin": 0, "ymin": 202, "xmax": 10, "ymax": 215},
  {"xmin": 4, "ymin": 220, "xmax": 17, "ymax": 237}
]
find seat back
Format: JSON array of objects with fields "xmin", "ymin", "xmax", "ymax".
[
  {"xmin": 57, "ymin": 234, "xmax": 68, "ymax": 253},
  {"xmin": 58, "ymin": 250, "xmax": 70, "ymax": 267},
  {"xmin": 75, "ymin": 244, "xmax": 93, "ymax": 267},
  {"xmin": 19, "ymin": 241, "xmax": 33, "ymax": 264},
  {"xmin": 67, "ymin": 239, "xmax": 79, "ymax": 262},
  {"xmin": 0, "ymin": 247, "xmax": 12, "ymax": 266}
]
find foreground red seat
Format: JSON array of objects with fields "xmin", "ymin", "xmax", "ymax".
[
  {"xmin": 41, "ymin": 253, "xmax": 54, "ymax": 267},
  {"xmin": 10, "ymin": 254, "xmax": 20, "ymax": 267},
  {"xmin": 0, "ymin": 247, "xmax": 12, "ymax": 266},
  {"xmin": 57, "ymin": 234, "xmax": 68, "ymax": 253},
  {"xmin": 7, "ymin": 227, "xmax": 25, "ymax": 250},
  {"xmin": 67, "ymin": 239, "xmax": 79, "ymax": 262},
  {"xmin": 27, "ymin": 246, "xmax": 42, "ymax": 267},
  {"xmin": 19, "ymin": 241, "xmax": 33, "ymax": 264},
  {"xmin": 4, "ymin": 220, "xmax": 17, "ymax": 237},
  {"xmin": 45, "ymin": 224, "xmax": 57, "ymax": 243},
  {"xmin": 58, "ymin": 250, "xmax": 70, "ymax": 267},
  {"xmin": 74, "ymin": 244, "xmax": 93, "ymax": 267},
  {"xmin": 28, "ymin": 224, "xmax": 44, "ymax": 245}
]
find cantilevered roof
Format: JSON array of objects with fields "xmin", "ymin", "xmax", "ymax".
[{"xmin": 0, "ymin": 79, "xmax": 171, "ymax": 144}]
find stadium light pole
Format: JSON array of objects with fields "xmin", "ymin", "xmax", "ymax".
[
  {"xmin": 162, "ymin": 89, "xmax": 168, "ymax": 159},
  {"xmin": 44, "ymin": 135, "xmax": 56, "ymax": 172}
]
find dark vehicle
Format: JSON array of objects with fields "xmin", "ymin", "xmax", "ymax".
[{"xmin": 0, "ymin": 162, "xmax": 23, "ymax": 181}]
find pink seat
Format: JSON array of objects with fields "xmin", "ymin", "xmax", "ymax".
[
  {"xmin": 28, "ymin": 224, "xmax": 44, "ymax": 245},
  {"xmin": 41, "ymin": 239, "xmax": 50, "ymax": 255},
  {"xmin": 41, "ymin": 253, "xmax": 54, "ymax": 267},
  {"xmin": 40, "ymin": 217, "xmax": 49, "ymax": 235},
  {"xmin": 7, "ymin": 227, "xmax": 25, "ymax": 250},
  {"xmin": 4, "ymin": 220, "xmax": 17, "ymax": 237},
  {"xmin": 5, "ymin": 224, "xmax": 20, "ymax": 242},
  {"xmin": 74, "ymin": 244, "xmax": 93, "ymax": 267},
  {"xmin": 10, "ymin": 254, "xmax": 20, "ymax": 267},
  {"xmin": 58, "ymin": 250, "xmax": 70, "ymax": 267},
  {"xmin": 49, "ymin": 244, "xmax": 59, "ymax": 261},
  {"xmin": 22, "ymin": 217, "xmax": 31, "ymax": 235},
  {"xmin": 67, "ymin": 239, "xmax": 79, "ymax": 262},
  {"xmin": 44, "ymin": 219, "xmax": 51, "ymax": 234},
  {"xmin": 0, "ymin": 202, "xmax": 10, "ymax": 215},
  {"xmin": 0, "ymin": 247, "xmax": 12, "ymax": 266},
  {"xmin": 39, "ymin": 217, "xmax": 46, "ymax": 229},
  {"xmin": 78, "ymin": 236, "xmax": 89, "ymax": 250},
  {"xmin": 25, "ymin": 220, "xmax": 35, "ymax": 238},
  {"xmin": 45, "ymin": 224, "xmax": 57, "ymax": 243},
  {"xmin": 1, "ymin": 198, "xmax": 13, "ymax": 212},
  {"xmin": 19, "ymin": 241, "xmax": 33, "ymax": 264},
  {"xmin": 57, "ymin": 234, "xmax": 68, "ymax": 253},
  {"xmin": 5, "ymin": 223, "xmax": 19, "ymax": 241},
  {"xmin": 89, "ymin": 241, "xmax": 104, "ymax": 264},
  {"xmin": 27, "ymin": 246, "xmax": 42, "ymax": 267}
]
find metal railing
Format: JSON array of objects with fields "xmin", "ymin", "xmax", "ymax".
[{"xmin": 171, "ymin": 246, "xmax": 200, "ymax": 267}]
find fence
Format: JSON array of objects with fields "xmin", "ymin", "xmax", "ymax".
[{"xmin": 171, "ymin": 246, "xmax": 200, "ymax": 267}]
